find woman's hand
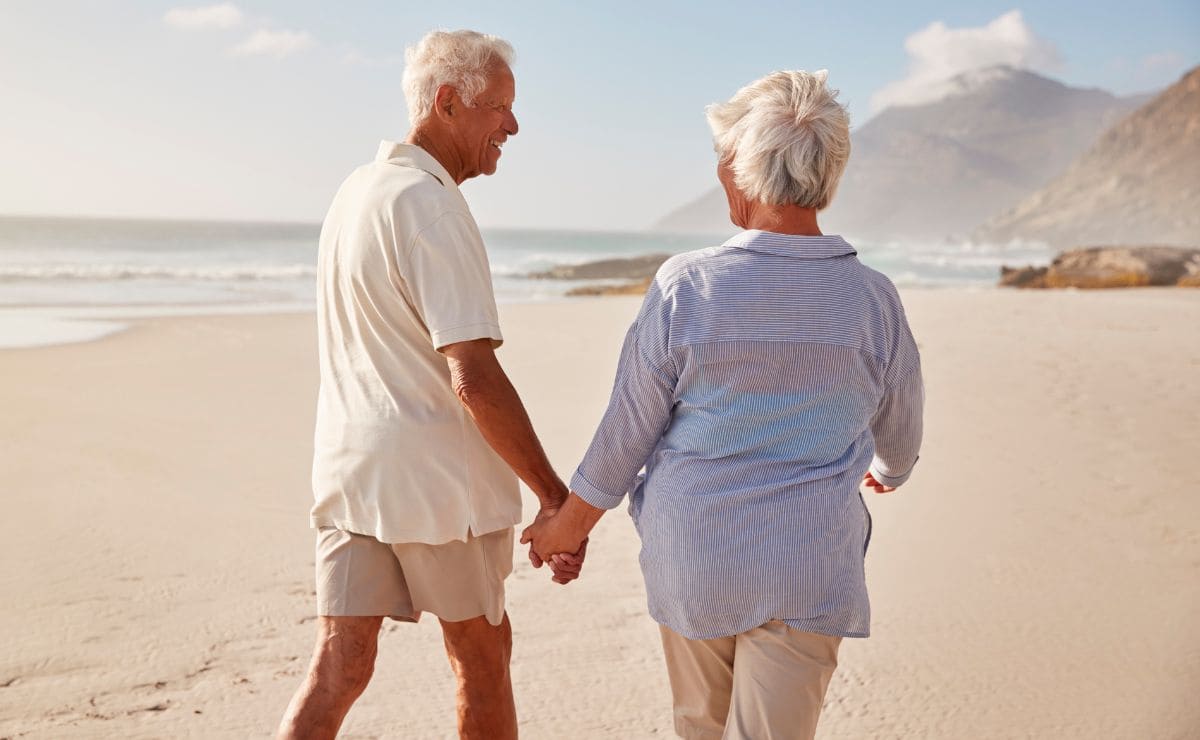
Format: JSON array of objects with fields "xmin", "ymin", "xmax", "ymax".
[
  {"xmin": 862, "ymin": 471, "xmax": 896, "ymax": 494},
  {"xmin": 524, "ymin": 504, "xmax": 587, "ymax": 584},
  {"xmin": 522, "ymin": 507, "xmax": 588, "ymax": 565},
  {"xmin": 548, "ymin": 540, "xmax": 588, "ymax": 585},
  {"xmin": 521, "ymin": 493, "xmax": 604, "ymax": 584}
]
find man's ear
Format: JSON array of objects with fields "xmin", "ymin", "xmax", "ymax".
[{"xmin": 432, "ymin": 84, "xmax": 458, "ymax": 123}]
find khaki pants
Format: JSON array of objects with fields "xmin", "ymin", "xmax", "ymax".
[{"xmin": 659, "ymin": 621, "xmax": 841, "ymax": 740}]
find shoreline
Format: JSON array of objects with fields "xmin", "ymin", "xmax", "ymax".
[
  {"xmin": 0, "ymin": 278, "xmax": 1169, "ymax": 351},
  {"xmin": 0, "ymin": 283, "xmax": 1007, "ymax": 350},
  {"xmin": 0, "ymin": 303, "xmax": 315, "ymax": 350}
]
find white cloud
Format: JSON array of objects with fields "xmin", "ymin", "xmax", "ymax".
[
  {"xmin": 1141, "ymin": 51, "xmax": 1185, "ymax": 73},
  {"xmin": 870, "ymin": 10, "xmax": 1062, "ymax": 113},
  {"xmin": 164, "ymin": 3, "xmax": 243, "ymax": 30},
  {"xmin": 230, "ymin": 29, "xmax": 315, "ymax": 59}
]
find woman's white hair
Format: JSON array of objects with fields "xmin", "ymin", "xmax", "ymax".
[
  {"xmin": 402, "ymin": 30, "xmax": 514, "ymax": 126},
  {"xmin": 706, "ymin": 70, "xmax": 851, "ymax": 210}
]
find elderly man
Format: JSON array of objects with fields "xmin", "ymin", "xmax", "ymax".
[
  {"xmin": 277, "ymin": 30, "xmax": 580, "ymax": 740},
  {"xmin": 523, "ymin": 70, "xmax": 924, "ymax": 739}
]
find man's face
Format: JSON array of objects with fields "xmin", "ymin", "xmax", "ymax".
[{"xmin": 452, "ymin": 62, "xmax": 518, "ymax": 180}]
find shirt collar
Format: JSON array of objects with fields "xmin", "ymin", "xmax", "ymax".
[
  {"xmin": 375, "ymin": 140, "xmax": 458, "ymax": 191},
  {"xmin": 722, "ymin": 229, "xmax": 857, "ymax": 259}
]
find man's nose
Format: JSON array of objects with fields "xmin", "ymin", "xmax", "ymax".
[{"xmin": 505, "ymin": 110, "xmax": 518, "ymax": 136}]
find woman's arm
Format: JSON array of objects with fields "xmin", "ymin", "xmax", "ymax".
[
  {"xmin": 868, "ymin": 364, "xmax": 924, "ymax": 488},
  {"xmin": 523, "ymin": 283, "xmax": 678, "ymax": 561}
]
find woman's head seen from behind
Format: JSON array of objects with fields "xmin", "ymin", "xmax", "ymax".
[{"xmin": 707, "ymin": 70, "xmax": 851, "ymax": 227}]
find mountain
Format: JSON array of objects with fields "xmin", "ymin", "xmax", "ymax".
[
  {"xmin": 974, "ymin": 66, "xmax": 1200, "ymax": 248},
  {"xmin": 654, "ymin": 66, "xmax": 1148, "ymax": 241}
]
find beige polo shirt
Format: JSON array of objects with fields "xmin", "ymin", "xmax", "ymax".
[{"xmin": 310, "ymin": 141, "xmax": 519, "ymax": 545}]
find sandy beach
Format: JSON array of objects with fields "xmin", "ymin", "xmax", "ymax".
[{"xmin": 1, "ymin": 289, "xmax": 1198, "ymax": 739}]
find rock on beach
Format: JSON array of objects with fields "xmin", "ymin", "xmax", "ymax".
[
  {"xmin": 1000, "ymin": 245, "xmax": 1200, "ymax": 288},
  {"xmin": 528, "ymin": 253, "xmax": 670, "ymax": 296},
  {"xmin": 527, "ymin": 254, "xmax": 671, "ymax": 281}
]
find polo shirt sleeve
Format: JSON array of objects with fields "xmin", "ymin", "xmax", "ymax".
[{"xmin": 405, "ymin": 211, "xmax": 504, "ymax": 351}]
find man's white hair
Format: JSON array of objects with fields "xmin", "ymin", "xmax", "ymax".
[
  {"xmin": 402, "ymin": 30, "xmax": 514, "ymax": 126},
  {"xmin": 706, "ymin": 70, "xmax": 851, "ymax": 210}
]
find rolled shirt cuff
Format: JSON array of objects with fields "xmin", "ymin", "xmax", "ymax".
[
  {"xmin": 431, "ymin": 322, "xmax": 503, "ymax": 351},
  {"xmin": 869, "ymin": 455, "xmax": 919, "ymax": 488},
  {"xmin": 569, "ymin": 468, "xmax": 627, "ymax": 510}
]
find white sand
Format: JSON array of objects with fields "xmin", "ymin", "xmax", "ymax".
[{"xmin": 1, "ymin": 289, "xmax": 1198, "ymax": 738}]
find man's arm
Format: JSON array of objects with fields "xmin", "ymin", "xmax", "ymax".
[
  {"xmin": 442, "ymin": 338, "xmax": 566, "ymax": 506},
  {"xmin": 441, "ymin": 338, "xmax": 585, "ymax": 583}
]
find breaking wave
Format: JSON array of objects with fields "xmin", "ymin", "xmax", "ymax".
[{"xmin": 0, "ymin": 264, "xmax": 317, "ymax": 282}]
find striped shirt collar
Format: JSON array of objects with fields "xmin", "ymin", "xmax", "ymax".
[{"xmin": 723, "ymin": 229, "xmax": 856, "ymax": 259}]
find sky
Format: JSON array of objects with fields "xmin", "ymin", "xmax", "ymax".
[{"xmin": 1, "ymin": 1, "xmax": 1197, "ymax": 231}]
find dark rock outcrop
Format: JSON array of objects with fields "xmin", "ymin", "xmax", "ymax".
[
  {"xmin": 528, "ymin": 254, "xmax": 670, "ymax": 281},
  {"xmin": 565, "ymin": 277, "xmax": 653, "ymax": 297},
  {"xmin": 1000, "ymin": 245, "xmax": 1200, "ymax": 288}
]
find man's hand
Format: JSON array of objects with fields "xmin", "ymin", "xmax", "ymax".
[
  {"xmin": 523, "ymin": 503, "xmax": 559, "ymax": 570},
  {"xmin": 862, "ymin": 471, "xmax": 896, "ymax": 494}
]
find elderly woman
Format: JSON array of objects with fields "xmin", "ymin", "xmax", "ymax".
[{"xmin": 523, "ymin": 70, "xmax": 924, "ymax": 739}]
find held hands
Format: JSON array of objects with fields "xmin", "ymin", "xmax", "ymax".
[
  {"xmin": 862, "ymin": 471, "xmax": 896, "ymax": 494},
  {"xmin": 546, "ymin": 540, "xmax": 588, "ymax": 585},
  {"xmin": 521, "ymin": 497, "xmax": 595, "ymax": 586}
]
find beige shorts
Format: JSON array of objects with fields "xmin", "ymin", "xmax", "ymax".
[{"xmin": 315, "ymin": 526, "xmax": 513, "ymax": 626}]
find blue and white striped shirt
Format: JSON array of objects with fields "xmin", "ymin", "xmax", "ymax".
[{"xmin": 570, "ymin": 230, "xmax": 924, "ymax": 640}]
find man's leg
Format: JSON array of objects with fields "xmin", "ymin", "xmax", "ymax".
[
  {"xmin": 439, "ymin": 612, "xmax": 517, "ymax": 740},
  {"xmin": 725, "ymin": 621, "xmax": 841, "ymax": 740},
  {"xmin": 658, "ymin": 624, "xmax": 737, "ymax": 740},
  {"xmin": 276, "ymin": 616, "xmax": 384, "ymax": 740}
]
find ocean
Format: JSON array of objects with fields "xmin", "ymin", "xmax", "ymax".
[{"xmin": 0, "ymin": 215, "xmax": 1054, "ymax": 348}]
